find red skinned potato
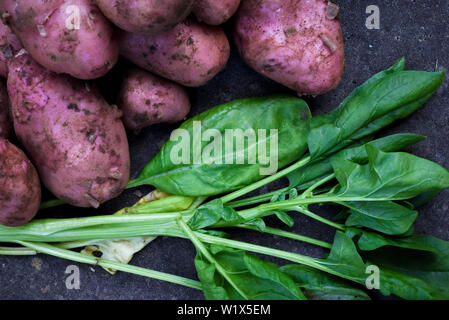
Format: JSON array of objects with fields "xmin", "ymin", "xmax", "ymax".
[
  {"xmin": 234, "ymin": 0, "xmax": 344, "ymax": 96},
  {"xmin": 0, "ymin": 81, "xmax": 12, "ymax": 139},
  {"xmin": 7, "ymin": 52, "xmax": 130, "ymax": 208},
  {"xmin": 193, "ymin": 0, "xmax": 241, "ymax": 25},
  {"xmin": 0, "ymin": 138, "xmax": 41, "ymax": 227},
  {"xmin": 119, "ymin": 20, "xmax": 230, "ymax": 87},
  {"xmin": 94, "ymin": 0, "xmax": 195, "ymax": 35},
  {"xmin": 0, "ymin": 19, "xmax": 22, "ymax": 78},
  {"xmin": 118, "ymin": 67, "xmax": 190, "ymax": 131},
  {"xmin": 1, "ymin": 0, "xmax": 119, "ymax": 80}
]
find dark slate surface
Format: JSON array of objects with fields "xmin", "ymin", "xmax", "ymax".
[{"xmin": 0, "ymin": 0, "xmax": 448, "ymax": 300}]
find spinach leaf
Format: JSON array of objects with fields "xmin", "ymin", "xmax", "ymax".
[
  {"xmin": 352, "ymin": 230, "xmax": 449, "ymax": 271},
  {"xmin": 360, "ymin": 238, "xmax": 449, "ymax": 298},
  {"xmin": 347, "ymin": 228, "xmax": 449, "ymax": 298},
  {"xmin": 188, "ymin": 199, "xmax": 244, "ymax": 230},
  {"xmin": 244, "ymin": 218, "xmax": 267, "ymax": 231},
  {"xmin": 316, "ymin": 232, "xmax": 447, "ymax": 299},
  {"xmin": 343, "ymin": 201, "xmax": 418, "ymax": 235},
  {"xmin": 331, "ymin": 58, "xmax": 406, "ymax": 114},
  {"xmin": 320, "ymin": 91, "xmax": 436, "ymax": 158},
  {"xmin": 409, "ymin": 189, "xmax": 443, "ymax": 207},
  {"xmin": 290, "ymin": 162, "xmax": 335, "ymax": 190},
  {"xmin": 333, "ymin": 134, "xmax": 425, "ymax": 164},
  {"xmin": 128, "ymin": 95, "xmax": 311, "ymax": 196},
  {"xmin": 280, "ymin": 264, "xmax": 370, "ymax": 300},
  {"xmin": 288, "ymin": 133, "xmax": 425, "ymax": 188},
  {"xmin": 273, "ymin": 211, "xmax": 294, "ymax": 227},
  {"xmin": 375, "ymin": 265, "xmax": 448, "ymax": 299},
  {"xmin": 195, "ymin": 245, "xmax": 306, "ymax": 300},
  {"xmin": 307, "ymin": 59, "xmax": 444, "ymax": 159},
  {"xmin": 317, "ymin": 232, "xmax": 367, "ymax": 283},
  {"xmin": 332, "ymin": 145, "xmax": 449, "ymax": 200}
]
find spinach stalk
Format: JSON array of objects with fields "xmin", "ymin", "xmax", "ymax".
[
  {"xmin": 220, "ymin": 156, "xmax": 312, "ymax": 204},
  {"xmin": 16, "ymin": 241, "xmax": 202, "ymax": 290},
  {"xmin": 237, "ymin": 225, "xmax": 333, "ymax": 249}
]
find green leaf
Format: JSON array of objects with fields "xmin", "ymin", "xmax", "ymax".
[
  {"xmin": 316, "ymin": 232, "xmax": 447, "ymax": 299},
  {"xmin": 335, "ymin": 134, "xmax": 426, "ymax": 164},
  {"xmin": 289, "ymin": 133, "xmax": 425, "ymax": 188},
  {"xmin": 332, "ymin": 58, "xmax": 406, "ymax": 114},
  {"xmin": 188, "ymin": 199, "xmax": 244, "ymax": 230},
  {"xmin": 280, "ymin": 264, "xmax": 370, "ymax": 300},
  {"xmin": 324, "ymin": 91, "xmax": 435, "ymax": 157},
  {"xmin": 274, "ymin": 211, "xmax": 294, "ymax": 227},
  {"xmin": 194, "ymin": 257, "xmax": 229, "ymax": 299},
  {"xmin": 317, "ymin": 232, "xmax": 367, "ymax": 283},
  {"xmin": 245, "ymin": 218, "xmax": 267, "ymax": 232},
  {"xmin": 355, "ymin": 231, "xmax": 449, "ymax": 271},
  {"xmin": 410, "ymin": 189, "xmax": 442, "ymax": 207},
  {"xmin": 307, "ymin": 59, "xmax": 444, "ymax": 159},
  {"xmin": 343, "ymin": 201, "xmax": 418, "ymax": 235},
  {"xmin": 244, "ymin": 254, "xmax": 306, "ymax": 299},
  {"xmin": 375, "ymin": 265, "xmax": 448, "ymax": 300},
  {"xmin": 348, "ymin": 228, "xmax": 449, "ymax": 298},
  {"xmin": 194, "ymin": 245, "xmax": 306, "ymax": 300},
  {"xmin": 129, "ymin": 95, "xmax": 311, "ymax": 196},
  {"xmin": 332, "ymin": 145, "xmax": 449, "ymax": 200}
]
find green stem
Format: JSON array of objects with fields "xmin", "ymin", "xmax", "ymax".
[
  {"xmin": 194, "ymin": 232, "xmax": 325, "ymax": 272},
  {"xmin": 237, "ymin": 225, "xmax": 332, "ymax": 249},
  {"xmin": 236, "ymin": 195, "xmax": 396, "ymax": 223},
  {"xmin": 0, "ymin": 211, "xmax": 191, "ymax": 238},
  {"xmin": 220, "ymin": 156, "xmax": 312, "ymax": 204},
  {"xmin": 0, "ymin": 246, "xmax": 37, "ymax": 255},
  {"xmin": 227, "ymin": 183, "xmax": 337, "ymax": 209},
  {"xmin": 301, "ymin": 174, "xmax": 336, "ymax": 198},
  {"xmin": 39, "ymin": 199, "xmax": 65, "ymax": 210},
  {"xmin": 188, "ymin": 197, "xmax": 208, "ymax": 210},
  {"xmin": 1, "ymin": 193, "xmax": 387, "ymax": 243},
  {"xmin": 8, "ymin": 229, "xmax": 345, "ymax": 288},
  {"xmin": 227, "ymin": 188, "xmax": 288, "ymax": 208},
  {"xmin": 0, "ymin": 195, "xmax": 375, "ymax": 243},
  {"xmin": 56, "ymin": 240, "xmax": 106, "ymax": 250},
  {"xmin": 16, "ymin": 240, "xmax": 202, "ymax": 291},
  {"xmin": 177, "ymin": 218, "xmax": 250, "ymax": 300},
  {"xmin": 291, "ymin": 206, "xmax": 345, "ymax": 231},
  {"xmin": 4, "ymin": 224, "xmax": 344, "ymax": 288},
  {"xmin": 0, "ymin": 221, "xmax": 184, "ymax": 242}
]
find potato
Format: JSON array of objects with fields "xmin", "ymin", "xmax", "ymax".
[
  {"xmin": 118, "ymin": 67, "xmax": 190, "ymax": 131},
  {"xmin": 7, "ymin": 52, "xmax": 130, "ymax": 208},
  {"xmin": 234, "ymin": 0, "xmax": 345, "ymax": 96},
  {"xmin": 193, "ymin": 0, "xmax": 241, "ymax": 25},
  {"xmin": 0, "ymin": 81, "xmax": 12, "ymax": 139},
  {"xmin": 95, "ymin": 0, "xmax": 195, "ymax": 35},
  {"xmin": 0, "ymin": 19, "xmax": 22, "ymax": 78},
  {"xmin": 0, "ymin": 0, "xmax": 119, "ymax": 80},
  {"xmin": 0, "ymin": 138, "xmax": 41, "ymax": 227},
  {"xmin": 119, "ymin": 20, "xmax": 230, "ymax": 87}
]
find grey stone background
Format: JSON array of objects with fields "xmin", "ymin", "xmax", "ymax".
[{"xmin": 0, "ymin": 0, "xmax": 448, "ymax": 300}]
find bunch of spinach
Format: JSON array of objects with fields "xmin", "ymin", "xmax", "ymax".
[{"xmin": 1, "ymin": 59, "xmax": 448, "ymax": 300}]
